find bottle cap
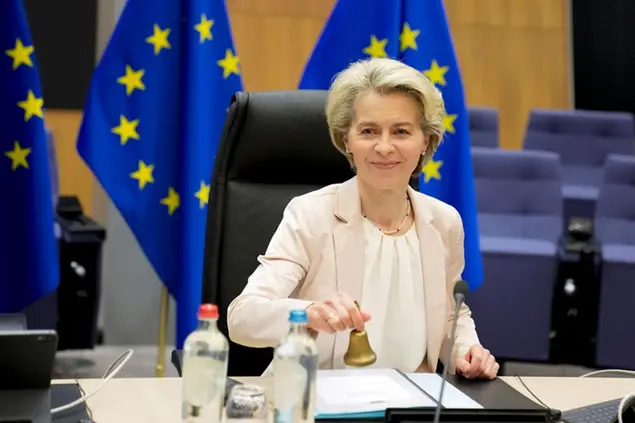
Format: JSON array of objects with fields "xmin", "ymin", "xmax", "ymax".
[
  {"xmin": 289, "ymin": 309, "xmax": 308, "ymax": 323},
  {"xmin": 198, "ymin": 304, "xmax": 219, "ymax": 319}
]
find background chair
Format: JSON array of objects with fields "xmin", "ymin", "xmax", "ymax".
[
  {"xmin": 594, "ymin": 154, "xmax": 635, "ymax": 370},
  {"xmin": 523, "ymin": 109, "xmax": 635, "ymax": 224},
  {"xmin": 467, "ymin": 106, "xmax": 499, "ymax": 148},
  {"xmin": 46, "ymin": 129, "xmax": 59, "ymax": 210},
  {"xmin": 467, "ymin": 147, "xmax": 563, "ymax": 362},
  {"xmin": 201, "ymin": 90, "xmax": 357, "ymax": 376}
]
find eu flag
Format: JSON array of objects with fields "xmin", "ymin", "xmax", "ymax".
[
  {"xmin": 0, "ymin": 0, "xmax": 59, "ymax": 311},
  {"xmin": 299, "ymin": 0, "xmax": 483, "ymax": 290},
  {"xmin": 77, "ymin": 0, "xmax": 243, "ymax": 345}
]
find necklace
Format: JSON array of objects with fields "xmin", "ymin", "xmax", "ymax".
[{"xmin": 362, "ymin": 196, "xmax": 411, "ymax": 235}]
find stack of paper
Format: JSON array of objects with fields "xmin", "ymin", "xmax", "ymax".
[{"xmin": 314, "ymin": 368, "xmax": 482, "ymax": 419}]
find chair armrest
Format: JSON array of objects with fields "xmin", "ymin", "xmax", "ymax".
[
  {"xmin": 480, "ymin": 236, "xmax": 557, "ymax": 256},
  {"xmin": 171, "ymin": 349, "xmax": 183, "ymax": 376},
  {"xmin": 562, "ymin": 184, "xmax": 599, "ymax": 201},
  {"xmin": 602, "ymin": 244, "xmax": 635, "ymax": 264}
]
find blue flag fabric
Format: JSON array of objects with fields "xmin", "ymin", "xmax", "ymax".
[
  {"xmin": 299, "ymin": 0, "xmax": 483, "ymax": 290},
  {"xmin": 77, "ymin": 0, "xmax": 243, "ymax": 346},
  {"xmin": 0, "ymin": 0, "xmax": 59, "ymax": 311}
]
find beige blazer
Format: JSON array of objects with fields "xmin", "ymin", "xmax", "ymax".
[{"xmin": 227, "ymin": 177, "xmax": 480, "ymax": 374}]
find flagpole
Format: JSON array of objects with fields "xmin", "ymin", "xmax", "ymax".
[{"xmin": 155, "ymin": 286, "xmax": 170, "ymax": 377}]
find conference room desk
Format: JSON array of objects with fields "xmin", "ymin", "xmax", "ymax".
[{"xmin": 54, "ymin": 376, "xmax": 635, "ymax": 422}]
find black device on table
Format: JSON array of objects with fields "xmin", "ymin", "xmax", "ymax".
[
  {"xmin": 386, "ymin": 407, "xmax": 554, "ymax": 422},
  {"xmin": 559, "ymin": 396, "xmax": 635, "ymax": 423},
  {"xmin": 385, "ymin": 390, "xmax": 635, "ymax": 423},
  {"xmin": 0, "ymin": 329, "xmax": 58, "ymax": 423}
]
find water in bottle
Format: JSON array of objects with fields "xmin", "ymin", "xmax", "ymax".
[
  {"xmin": 182, "ymin": 304, "xmax": 229, "ymax": 422},
  {"xmin": 272, "ymin": 309, "xmax": 319, "ymax": 423}
]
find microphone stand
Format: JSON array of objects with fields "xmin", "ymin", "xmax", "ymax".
[{"xmin": 432, "ymin": 290, "xmax": 466, "ymax": 423}]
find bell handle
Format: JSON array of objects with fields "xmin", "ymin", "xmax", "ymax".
[{"xmin": 351, "ymin": 300, "xmax": 364, "ymax": 333}]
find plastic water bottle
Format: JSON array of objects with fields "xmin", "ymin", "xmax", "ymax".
[
  {"xmin": 182, "ymin": 304, "xmax": 229, "ymax": 422},
  {"xmin": 272, "ymin": 309, "xmax": 319, "ymax": 423}
]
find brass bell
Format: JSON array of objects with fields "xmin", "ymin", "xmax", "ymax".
[{"xmin": 343, "ymin": 301, "xmax": 377, "ymax": 367}]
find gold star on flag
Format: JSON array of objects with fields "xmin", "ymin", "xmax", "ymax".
[
  {"xmin": 4, "ymin": 141, "xmax": 31, "ymax": 170},
  {"xmin": 130, "ymin": 160, "xmax": 155, "ymax": 190},
  {"xmin": 217, "ymin": 49, "xmax": 240, "ymax": 79},
  {"xmin": 111, "ymin": 115, "xmax": 140, "ymax": 145},
  {"xmin": 160, "ymin": 187, "xmax": 180, "ymax": 215},
  {"xmin": 400, "ymin": 23, "xmax": 420, "ymax": 52},
  {"xmin": 443, "ymin": 113, "xmax": 458, "ymax": 134},
  {"xmin": 117, "ymin": 65, "xmax": 145, "ymax": 96},
  {"xmin": 422, "ymin": 158, "xmax": 443, "ymax": 183},
  {"xmin": 194, "ymin": 14, "xmax": 214, "ymax": 43},
  {"xmin": 424, "ymin": 60, "xmax": 450, "ymax": 86},
  {"xmin": 194, "ymin": 181, "xmax": 210, "ymax": 209},
  {"xmin": 17, "ymin": 90, "xmax": 44, "ymax": 121},
  {"xmin": 145, "ymin": 24, "xmax": 171, "ymax": 55},
  {"xmin": 5, "ymin": 38, "xmax": 33, "ymax": 70},
  {"xmin": 362, "ymin": 35, "xmax": 388, "ymax": 58}
]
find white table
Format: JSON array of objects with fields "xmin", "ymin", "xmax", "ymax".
[{"xmin": 52, "ymin": 376, "xmax": 635, "ymax": 423}]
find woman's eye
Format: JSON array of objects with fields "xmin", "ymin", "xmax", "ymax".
[
  {"xmin": 360, "ymin": 128, "xmax": 375, "ymax": 135},
  {"xmin": 395, "ymin": 128, "xmax": 410, "ymax": 135}
]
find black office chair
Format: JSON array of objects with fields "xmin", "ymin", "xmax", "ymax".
[
  {"xmin": 193, "ymin": 90, "xmax": 355, "ymax": 376},
  {"xmin": 171, "ymin": 90, "xmax": 419, "ymax": 376}
]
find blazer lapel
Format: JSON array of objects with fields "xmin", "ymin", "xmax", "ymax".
[
  {"xmin": 331, "ymin": 177, "xmax": 365, "ymax": 367},
  {"xmin": 408, "ymin": 187, "xmax": 448, "ymax": 372}
]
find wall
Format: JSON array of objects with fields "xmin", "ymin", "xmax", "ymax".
[
  {"xmin": 24, "ymin": 0, "xmax": 97, "ymax": 217},
  {"xmin": 445, "ymin": 0, "xmax": 573, "ymax": 148},
  {"xmin": 571, "ymin": 0, "xmax": 635, "ymax": 114},
  {"xmin": 74, "ymin": 0, "xmax": 573, "ymax": 346},
  {"xmin": 46, "ymin": 111, "xmax": 90, "ymax": 215},
  {"xmin": 55, "ymin": 0, "xmax": 572, "ymax": 219}
]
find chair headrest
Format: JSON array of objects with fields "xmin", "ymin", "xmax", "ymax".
[
  {"xmin": 604, "ymin": 154, "xmax": 635, "ymax": 186},
  {"xmin": 527, "ymin": 109, "xmax": 635, "ymax": 138},
  {"xmin": 471, "ymin": 147, "xmax": 561, "ymax": 181},
  {"xmin": 218, "ymin": 90, "xmax": 354, "ymax": 185},
  {"xmin": 468, "ymin": 107, "xmax": 499, "ymax": 129}
]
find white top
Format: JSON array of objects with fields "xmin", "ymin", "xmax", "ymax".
[{"xmin": 359, "ymin": 219, "xmax": 427, "ymax": 372}]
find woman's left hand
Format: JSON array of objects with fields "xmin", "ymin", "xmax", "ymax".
[{"xmin": 455, "ymin": 345, "xmax": 499, "ymax": 380}]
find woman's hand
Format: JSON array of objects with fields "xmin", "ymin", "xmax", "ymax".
[
  {"xmin": 306, "ymin": 293, "xmax": 371, "ymax": 334},
  {"xmin": 456, "ymin": 345, "xmax": 499, "ymax": 380}
]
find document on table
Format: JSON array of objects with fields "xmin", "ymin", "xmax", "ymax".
[
  {"xmin": 314, "ymin": 368, "xmax": 436, "ymax": 418},
  {"xmin": 405, "ymin": 373, "xmax": 483, "ymax": 409},
  {"xmin": 314, "ymin": 368, "xmax": 484, "ymax": 419}
]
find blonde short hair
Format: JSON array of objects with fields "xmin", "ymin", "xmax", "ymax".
[{"xmin": 325, "ymin": 57, "xmax": 446, "ymax": 177}]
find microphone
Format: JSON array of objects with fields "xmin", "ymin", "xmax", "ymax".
[{"xmin": 432, "ymin": 280, "xmax": 470, "ymax": 423}]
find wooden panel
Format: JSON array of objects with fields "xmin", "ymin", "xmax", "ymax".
[
  {"xmin": 227, "ymin": 0, "xmax": 335, "ymax": 90},
  {"xmin": 228, "ymin": 0, "xmax": 571, "ymax": 147},
  {"xmin": 45, "ymin": 109, "xmax": 94, "ymax": 217},
  {"xmin": 445, "ymin": 0, "xmax": 572, "ymax": 148},
  {"xmin": 52, "ymin": 0, "xmax": 570, "ymax": 214}
]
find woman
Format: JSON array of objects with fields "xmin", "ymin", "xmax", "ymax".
[{"xmin": 227, "ymin": 57, "xmax": 499, "ymax": 379}]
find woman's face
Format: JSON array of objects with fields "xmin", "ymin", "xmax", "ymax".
[{"xmin": 346, "ymin": 90, "xmax": 428, "ymax": 191}]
